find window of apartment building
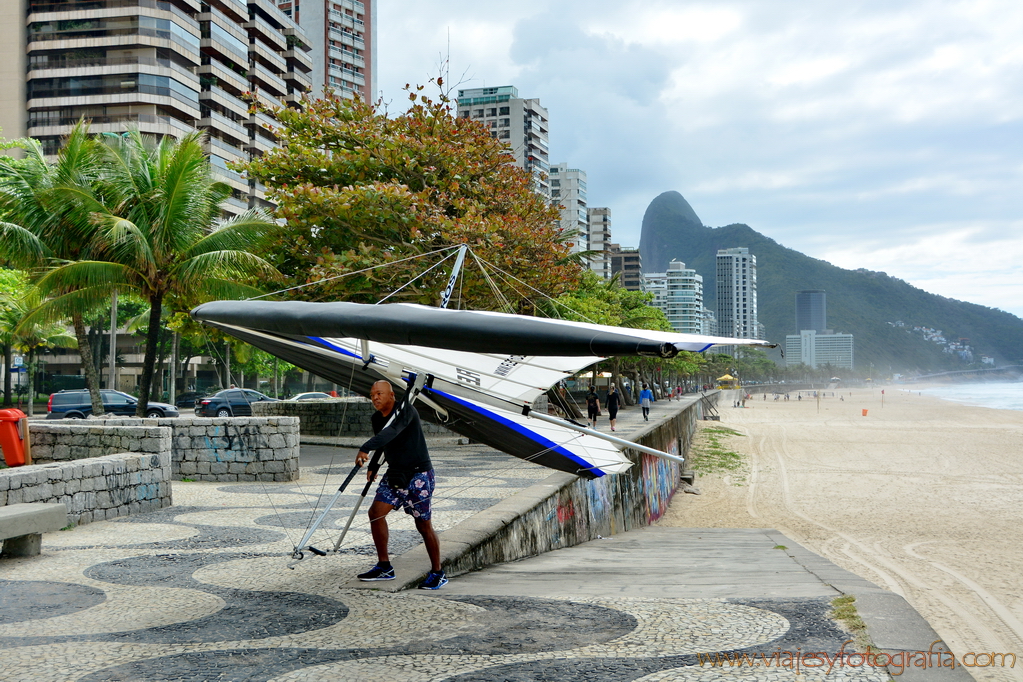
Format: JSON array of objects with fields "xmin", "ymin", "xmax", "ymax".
[
  {"xmin": 487, "ymin": 107, "xmax": 497, "ymax": 116},
  {"xmin": 459, "ymin": 111, "xmax": 469, "ymax": 119},
  {"xmin": 498, "ymin": 130, "xmax": 510, "ymax": 139},
  {"xmin": 499, "ymin": 106, "xmax": 509, "ymax": 115},
  {"xmin": 499, "ymin": 118, "xmax": 509, "ymax": 127},
  {"xmin": 551, "ymin": 180, "xmax": 560, "ymax": 186},
  {"xmin": 474, "ymin": 109, "xmax": 483, "ymax": 117}
]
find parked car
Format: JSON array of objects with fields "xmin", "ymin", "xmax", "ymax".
[
  {"xmin": 290, "ymin": 392, "xmax": 333, "ymax": 401},
  {"xmin": 174, "ymin": 391, "xmax": 205, "ymax": 409},
  {"xmin": 195, "ymin": 389, "xmax": 278, "ymax": 417},
  {"xmin": 47, "ymin": 389, "xmax": 180, "ymax": 420}
]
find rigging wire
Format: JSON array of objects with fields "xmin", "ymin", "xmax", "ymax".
[
  {"xmin": 376, "ymin": 248, "xmax": 459, "ymax": 305},
  {"xmin": 468, "ymin": 250, "xmax": 515, "ymax": 314},
  {"xmin": 245, "ymin": 245, "xmax": 461, "ymax": 301},
  {"xmin": 472, "ymin": 252, "xmax": 603, "ymax": 325},
  {"xmin": 197, "ymin": 326, "xmax": 302, "ymax": 549}
]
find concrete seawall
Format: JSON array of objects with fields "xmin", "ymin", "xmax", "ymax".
[{"xmin": 371, "ymin": 391, "xmax": 717, "ymax": 589}]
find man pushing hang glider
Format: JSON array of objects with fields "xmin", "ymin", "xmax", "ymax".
[{"xmin": 355, "ymin": 380, "xmax": 446, "ymax": 590}]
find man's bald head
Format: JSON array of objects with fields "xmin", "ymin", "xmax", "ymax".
[{"xmin": 369, "ymin": 380, "xmax": 396, "ymax": 415}]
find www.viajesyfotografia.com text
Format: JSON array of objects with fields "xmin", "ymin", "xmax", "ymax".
[{"xmin": 697, "ymin": 640, "xmax": 1015, "ymax": 675}]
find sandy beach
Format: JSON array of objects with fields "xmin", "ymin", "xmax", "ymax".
[{"xmin": 660, "ymin": 387, "xmax": 1023, "ymax": 681}]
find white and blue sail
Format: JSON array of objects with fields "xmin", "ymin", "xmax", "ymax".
[{"xmin": 191, "ymin": 300, "xmax": 773, "ymax": 478}]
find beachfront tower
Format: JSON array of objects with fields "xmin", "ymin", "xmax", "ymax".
[
  {"xmin": 275, "ymin": 0, "xmax": 376, "ymax": 102},
  {"xmin": 715, "ymin": 248, "xmax": 759, "ymax": 340},
  {"xmin": 456, "ymin": 86, "xmax": 551, "ymax": 199},
  {"xmin": 550, "ymin": 164, "xmax": 588, "ymax": 256},
  {"xmin": 795, "ymin": 290, "xmax": 827, "ymax": 333}
]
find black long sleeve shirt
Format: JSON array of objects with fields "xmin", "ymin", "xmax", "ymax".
[{"xmin": 360, "ymin": 404, "xmax": 432, "ymax": 484}]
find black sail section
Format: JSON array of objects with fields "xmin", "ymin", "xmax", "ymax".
[{"xmin": 192, "ymin": 301, "xmax": 678, "ymax": 358}]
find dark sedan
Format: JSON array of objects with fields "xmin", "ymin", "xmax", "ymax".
[
  {"xmin": 47, "ymin": 389, "xmax": 179, "ymax": 419},
  {"xmin": 174, "ymin": 391, "xmax": 205, "ymax": 409},
  {"xmin": 195, "ymin": 389, "xmax": 278, "ymax": 417}
]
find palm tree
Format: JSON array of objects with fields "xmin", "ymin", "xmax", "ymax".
[
  {"xmin": 0, "ymin": 123, "xmax": 106, "ymax": 415},
  {"xmin": 25, "ymin": 128, "xmax": 282, "ymax": 415}
]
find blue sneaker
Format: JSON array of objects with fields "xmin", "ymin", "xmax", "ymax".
[
  {"xmin": 358, "ymin": 563, "xmax": 395, "ymax": 581},
  {"xmin": 419, "ymin": 570, "xmax": 448, "ymax": 590}
]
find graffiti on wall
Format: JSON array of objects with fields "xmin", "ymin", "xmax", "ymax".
[{"xmin": 641, "ymin": 439, "xmax": 680, "ymax": 522}]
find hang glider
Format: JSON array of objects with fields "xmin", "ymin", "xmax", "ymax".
[{"xmin": 191, "ymin": 300, "xmax": 773, "ymax": 479}]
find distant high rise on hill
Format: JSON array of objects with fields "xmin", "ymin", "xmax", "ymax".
[
  {"xmin": 795, "ymin": 290, "xmax": 827, "ymax": 333},
  {"xmin": 637, "ymin": 190, "xmax": 1023, "ymax": 371}
]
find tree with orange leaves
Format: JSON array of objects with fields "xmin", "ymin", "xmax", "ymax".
[{"xmin": 238, "ymin": 83, "xmax": 581, "ymax": 309}]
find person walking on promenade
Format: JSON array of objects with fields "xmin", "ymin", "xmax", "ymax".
[
  {"xmin": 639, "ymin": 383, "xmax": 654, "ymax": 421},
  {"xmin": 355, "ymin": 380, "xmax": 446, "ymax": 590},
  {"xmin": 606, "ymin": 384, "xmax": 621, "ymax": 431},
  {"xmin": 586, "ymin": 385, "xmax": 601, "ymax": 429}
]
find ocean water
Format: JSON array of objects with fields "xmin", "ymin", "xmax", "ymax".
[{"xmin": 906, "ymin": 381, "xmax": 1023, "ymax": 411}]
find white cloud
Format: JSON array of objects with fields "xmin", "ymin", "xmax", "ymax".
[{"xmin": 377, "ymin": 0, "xmax": 1023, "ymax": 316}]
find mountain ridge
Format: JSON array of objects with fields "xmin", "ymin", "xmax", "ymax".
[{"xmin": 638, "ymin": 191, "xmax": 1023, "ymax": 371}]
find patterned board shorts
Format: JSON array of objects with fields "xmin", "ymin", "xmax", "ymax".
[{"xmin": 374, "ymin": 469, "xmax": 435, "ymax": 520}]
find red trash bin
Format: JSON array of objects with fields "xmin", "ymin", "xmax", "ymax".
[{"xmin": 0, "ymin": 408, "xmax": 28, "ymax": 467}]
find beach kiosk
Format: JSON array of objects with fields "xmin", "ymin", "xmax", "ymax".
[{"xmin": 716, "ymin": 374, "xmax": 739, "ymax": 390}]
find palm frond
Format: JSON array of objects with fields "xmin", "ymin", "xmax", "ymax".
[
  {"xmin": 16, "ymin": 284, "xmax": 122, "ymax": 331},
  {"xmin": 89, "ymin": 213, "xmax": 157, "ymax": 274},
  {"xmin": 181, "ymin": 210, "xmax": 279, "ymax": 259},
  {"xmin": 171, "ymin": 250, "xmax": 282, "ymax": 289},
  {"xmin": 0, "ymin": 222, "xmax": 52, "ymax": 267},
  {"xmin": 34, "ymin": 260, "xmax": 138, "ymax": 297}
]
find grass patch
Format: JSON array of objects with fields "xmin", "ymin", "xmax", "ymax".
[
  {"xmin": 830, "ymin": 595, "xmax": 871, "ymax": 649},
  {"xmin": 60, "ymin": 524, "xmax": 75, "ymax": 531},
  {"xmin": 180, "ymin": 477, "xmax": 195, "ymax": 482},
  {"xmin": 689, "ymin": 425, "xmax": 747, "ymax": 477},
  {"xmin": 773, "ymin": 545, "xmax": 788, "ymax": 550}
]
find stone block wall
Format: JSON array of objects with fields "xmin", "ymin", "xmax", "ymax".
[
  {"xmin": 253, "ymin": 398, "xmax": 452, "ymax": 436},
  {"xmin": 29, "ymin": 423, "xmax": 168, "ymax": 463},
  {"xmin": 0, "ymin": 451, "xmax": 172, "ymax": 525},
  {"xmin": 91, "ymin": 417, "xmax": 300, "ymax": 483}
]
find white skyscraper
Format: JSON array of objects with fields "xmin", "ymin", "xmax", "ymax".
[
  {"xmin": 646, "ymin": 260, "xmax": 704, "ymax": 335},
  {"xmin": 550, "ymin": 164, "xmax": 588, "ymax": 255},
  {"xmin": 456, "ymin": 86, "xmax": 550, "ymax": 199},
  {"xmin": 715, "ymin": 247, "xmax": 759, "ymax": 340},
  {"xmin": 587, "ymin": 207, "xmax": 612, "ymax": 279},
  {"xmin": 276, "ymin": 0, "xmax": 376, "ymax": 102}
]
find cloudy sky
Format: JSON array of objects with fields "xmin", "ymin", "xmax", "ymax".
[{"xmin": 377, "ymin": 1, "xmax": 1023, "ymax": 317}]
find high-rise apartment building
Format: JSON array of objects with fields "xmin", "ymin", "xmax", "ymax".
[
  {"xmin": 549, "ymin": 163, "xmax": 587, "ymax": 255},
  {"xmin": 609, "ymin": 243, "xmax": 642, "ymax": 291},
  {"xmin": 715, "ymin": 247, "xmax": 759, "ymax": 340},
  {"xmin": 795, "ymin": 290, "xmax": 827, "ymax": 333},
  {"xmin": 456, "ymin": 86, "xmax": 550, "ymax": 199},
  {"xmin": 4, "ymin": 0, "xmax": 311, "ymax": 214},
  {"xmin": 275, "ymin": 0, "xmax": 374, "ymax": 101},
  {"xmin": 587, "ymin": 207, "xmax": 611, "ymax": 279},
  {"xmin": 645, "ymin": 260, "xmax": 704, "ymax": 335}
]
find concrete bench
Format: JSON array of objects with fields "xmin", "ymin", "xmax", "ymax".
[{"xmin": 0, "ymin": 503, "xmax": 68, "ymax": 558}]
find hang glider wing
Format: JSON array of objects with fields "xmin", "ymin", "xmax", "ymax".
[
  {"xmin": 192, "ymin": 301, "xmax": 774, "ymax": 359},
  {"xmin": 191, "ymin": 300, "xmax": 773, "ymax": 478}
]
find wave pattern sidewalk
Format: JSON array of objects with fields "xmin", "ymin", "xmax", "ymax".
[{"xmin": 0, "ymin": 401, "xmax": 947, "ymax": 680}]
